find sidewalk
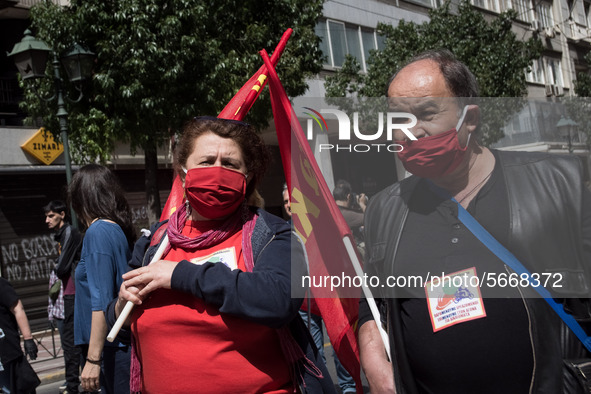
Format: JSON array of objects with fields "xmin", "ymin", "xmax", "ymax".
[
  {"xmin": 29, "ymin": 328, "xmax": 66, "ymax": 385},
  {"xmin": 29, "ymin": 328, "xmax": 369, "ymax": 392}
]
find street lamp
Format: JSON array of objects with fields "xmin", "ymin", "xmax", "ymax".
[
  {"xmin": 8, "ymin": 29, "xmax": 95, "ymax": 228},
  {"xmin": 556, "ymin": 116, "xmax": 578, "ymax": 154}
]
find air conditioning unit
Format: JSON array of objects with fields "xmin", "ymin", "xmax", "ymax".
[
  {"xmin": 531, "ymin": 19, "xmax": 542, "ymax": 32},
  {"xmin": 545, "ymin": 84, "xmax": 554, "ymax": 96},
  {"xmin": 544, "ymin": 26, "xmax": 555, "ymax": 38},
  {"xmin": 553, "ymin": 85, "xmax": 564, "ymax": 96}
]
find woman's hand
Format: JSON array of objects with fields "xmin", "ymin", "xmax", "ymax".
[
  {"xmin": 81, "ymin": 359, "xmax": 101, "ymax": 392},
  {"xmin": 115, "ymin": 281, "xmax": 142, "ymax": 321},
  {"xmin": 121, "ymin": 260, "xmax": 180, "ymax": 303}
]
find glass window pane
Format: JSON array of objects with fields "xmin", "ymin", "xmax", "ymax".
[
  {"xmin": 522, "ymin": 0, "xmax": 532, "ymax": 22},
  {"xmin": 491, "ymin": 0, "xmax": 500, "ymax": 12},
  {"xmin": 376, "ymin": 33, "xmax": 386, "ymax": 51},
  {"xmin": 346, "ymin": 26, "xmax": 363, "ymax": 68},
  {"xmin": 546, "ymin": 3, "xmax": 554, "ymax": 25},
  {"xmin": 536, "ymin": 59, "xmax": 545, "ymax": 84},
  {"xmin": 361, "ymin": 30, "xmax": 377, "ymax": 67},
  {"xmin": 315, "ymin": 21, "xmax": 331, "ymax": 67},
  {"xmin": 536, "ymin": 3, "xmax": 553, "ymax": 27},
  {"xmin": 545, "ymin": 59, "xmax": 556, "ymax": 85},
  {"xmin": 547, "ymin": 59, "xmax": 563, "ymax": 86},
  {"xmin": 555, "ymin": 63, "xmax": 563, "ymax": 86},
  {"xmin": 472, "ymin": 0, "xmax": 487, "ymax": 9},
  {"xmin": 328, "ymin": 21, "xmax": 347, "ymax": 67},
  {"xmin": 517, "ymin": 0, "xmax": 530, "ymax": 21},
  {"xmin": 525, "ymin": 65, "xmax": 534, "ymax": 83},
  {"xmin": 411, "ymin": 0, "xmax": 433, "ymax": 7},
  {"xmin": 526, "ymin": 58, "xmax": 545, "ymax": 84}
]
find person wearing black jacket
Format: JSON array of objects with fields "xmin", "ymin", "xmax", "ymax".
[
  {"xmin": 0, "ymin": 277, "xmax": 39, "ymax": 393},
  {"xmin": 44, "ymin": 200, "xmax": 82, "ymax": 394},
  {"xmin": 106, "ymin": 117, "xmax": 334, "ymax": 393},
  {"xmin": 359, "ymin": 50, "xmax": 591, "ymax": 393}
]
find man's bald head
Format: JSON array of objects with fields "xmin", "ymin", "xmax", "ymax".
[{"xmin": 387, "ymin": 49, "xmax": 479, "ymax": 100}]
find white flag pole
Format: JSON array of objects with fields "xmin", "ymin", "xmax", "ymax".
[
  {"xmin": 106, "ymin": 234, "xmax": 169, "ymax": 342},
  {"xmin": 342, "ymin": 236, "xmax": 391, "ymax": 361}
]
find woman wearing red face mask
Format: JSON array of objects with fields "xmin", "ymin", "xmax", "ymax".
[{"xmin": 107, "ymin": 117, "xmax": 334, "ymax": 394}]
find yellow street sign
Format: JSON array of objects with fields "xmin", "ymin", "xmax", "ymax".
[{"xmin": 21, "ymin": 128, "xmax": 64, "ymax": 165}]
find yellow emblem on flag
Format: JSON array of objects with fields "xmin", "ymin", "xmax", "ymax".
[{"xmin": 21, "ymin": 128, "xmax": 64, "ymax": 165}]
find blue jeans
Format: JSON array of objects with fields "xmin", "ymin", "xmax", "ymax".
[{"xmin": 299, "ymin": 310, "xmax": 356, "ymax": 393}]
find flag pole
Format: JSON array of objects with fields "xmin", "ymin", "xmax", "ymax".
[
  {"xmin": 107, "ymin": 234, "xmax": 169, "ymax": 342},
  {"xmin": 342, "ymin": 236, "xmax": 391, "ymax": 360}
]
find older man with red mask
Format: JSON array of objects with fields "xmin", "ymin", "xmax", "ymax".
[{"xmin": 358, "ymin": 50, "xmax": 591, "ymax": 394}]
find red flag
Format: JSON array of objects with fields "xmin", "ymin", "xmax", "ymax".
[
  {"xmin": 158, "ymin": 29, "xmax": 293, "ymax": 223},
  {"xmin": 160, "ymin": 171, "xmax": 184, "ymax": 220},
  {"xmin": 260, "ymin": 49, "xmax": 363, "ymax": 392},
  {"xmin": 219, "ymin": 29, "xmax": 292, "ymax": 120}
]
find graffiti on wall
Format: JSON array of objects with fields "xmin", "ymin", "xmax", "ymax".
[
  {"xmin": 1, "ymin": 204, "xmax": 153, "ymax": 282},
  {"xmin": 132, "ymin": 206, "xmax": 149, "ymax": 223},
  {"xmin": 1, "ymin": 235, "xmax": 58, "ymax": 281}
]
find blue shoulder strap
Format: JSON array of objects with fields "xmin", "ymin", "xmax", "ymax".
[{"xmin": 453, "ymin": 197, "xmax": 591, "ymax": 353}]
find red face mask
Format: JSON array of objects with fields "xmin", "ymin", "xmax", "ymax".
[
  {"xmin": 184, "ymin": 166, "xmax": 247, "ymax": 219},
  {"xmin": 396, "ymin": 106, "xmax": 470, "ymax": 178}
]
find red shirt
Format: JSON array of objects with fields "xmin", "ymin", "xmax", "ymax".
[{"xmin": 131, "ymin": 220, "xmax": 292, "ymax": 393}]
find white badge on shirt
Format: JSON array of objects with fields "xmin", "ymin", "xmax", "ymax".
[
  {"xmin": 188, "ymin": 247, "xmax": 238, "ymax": 270},
  {"xmin": 425, "ymin": 267, "xmax": 486, "ymax": 332}
]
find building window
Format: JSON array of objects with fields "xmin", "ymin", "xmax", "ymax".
[
  {"xmin": 401, "ymin": 0, "xmax": 444, "ymax": 7},
  {"xmin": 526, "ymin": 58, "xmax": 545, "ymax": 84},
  {"xmin": 315, "ymin": 21, "xmax": 331, "ymax": 66},
  {"xmin": 472, "ymin": 0, "xmax": 501, "ymax": 13},
  {"xmin": 545, "ymin": 57, "xmax": 563, "ymax": 87},
  {"xmin": 327, "ymin": 20, "xmax": 348, "ymax": 68},
  {"xmin": 316, "ymin": 19, "xmax": 381, "ymax": 72},
  {"xmin": 525, "ymin": 56, "xmax": 563, "ymax": 87},
  {"xmin": 507, "ymin": 0, "xmax": 533, "ymax": 22},
  {"xmin": 536, "ymin": 2, "xmax": 554, "ymax": 27},
  {"xmin": 406, "ymin": 0, "xmax": 438, "ymax": 8},
  {"xmin": 376, "ymin": 33, "xmax": 386, "ymax": 51}
]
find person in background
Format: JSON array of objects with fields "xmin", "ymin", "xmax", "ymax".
[
  {"xmin": 282, "ymin": 183, "xmax": 292, "ymax": 224},
  {"xmin": 0, "ymin": 277, "xmax": 39, "ymax": 393},
  {"xmin": 108, "ymin": 116, "xmax": 333, "ymax": 393},
  {"xmin": 47, "ymin": 269, "xmax": 64, "ymax": 336},
  {"xmin": 333, "ymin": 180, "xmax": 367, "ymax": 254},
  {"xmin": 68, "ymin": 164, "xmax": 135, "ymax": 394},
  {"xmin": 47, "ymin": 269, "xmax": 65, "ymax": 392},
  {"xmin": 44, "ymin": 200, "xmax": 82, "ymax": 394}
]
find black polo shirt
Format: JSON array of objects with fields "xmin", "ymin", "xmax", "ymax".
[{"xmin": 394, "ymin": 150, "xmax": 534, "ymax": 393}]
